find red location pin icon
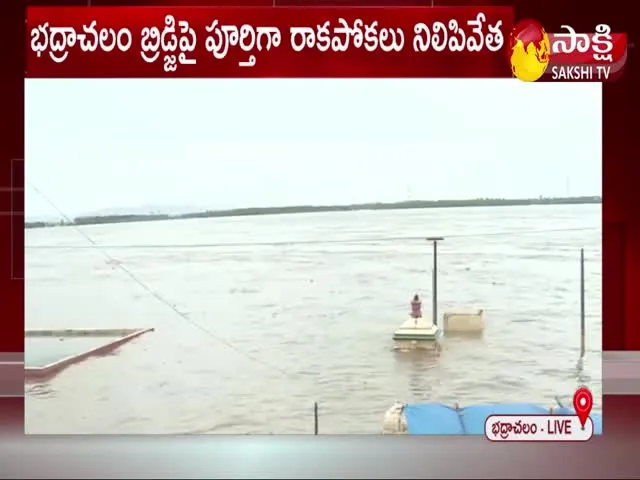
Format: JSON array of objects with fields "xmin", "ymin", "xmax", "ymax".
[{"xmin": 573, "ymin": 386, "xmax": 593, "ymax": 429}]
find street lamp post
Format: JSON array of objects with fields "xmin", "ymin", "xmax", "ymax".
[{"xmin": 426, "ymin": 237, "xmax": 444, "ymax": 326}]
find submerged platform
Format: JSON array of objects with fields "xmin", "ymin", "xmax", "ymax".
[
  {"xmin": 25, "ymin": 328, "xmax": 154, "ymax": 381},
  {"xmin": 393, "ymin": 317, "xmax": 441, "ymax": 342},
  {"xmin": 383, "ymin": 402, "xmax": 603, "ymax": 435},
  {"xmin": 442, "ymin": 309, "xmax": 485, "ymax": 334}
]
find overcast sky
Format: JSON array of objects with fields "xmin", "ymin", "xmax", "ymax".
[{"xmin": 25, "ymin": 79, "xmax": 601, "ymax": 220}]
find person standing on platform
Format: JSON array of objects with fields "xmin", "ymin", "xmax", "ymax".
[{"xmin": 410, "ymin": 294, "xmax": 422, "ymax": 326}]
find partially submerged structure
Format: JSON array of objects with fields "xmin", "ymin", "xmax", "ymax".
[
  {"xmin": 25, "ymin": 327, "xmax": 154, "ymax": 380},
  {"xmin": 392, "ymin": 237, "xmax": 485, "ymax": 349}
]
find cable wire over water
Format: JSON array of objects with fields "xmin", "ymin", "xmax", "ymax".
[{"xmin": 28, "ymin": 184, "xmax": 296, "ymax": 377}]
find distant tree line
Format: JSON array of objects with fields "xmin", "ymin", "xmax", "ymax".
[{"xmin": 24, "ymin": 196, "xmax": 602, "ymax": 229}]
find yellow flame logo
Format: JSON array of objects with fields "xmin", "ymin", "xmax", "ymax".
[{"xmin": 510, "ymin": 33, "xmax": 550, "ymax": 82}]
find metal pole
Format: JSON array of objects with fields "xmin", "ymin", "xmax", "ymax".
[
  {"xmin": 313, "ymin": 401, "xmax": 318, "ymax": 435},
  {"xmin": 580, "ymin": 248, "xmax": 586, "ymax": 358},
  {"xmin": 427, "ymin": 237, "xmax": 444, "ymax": 326}
]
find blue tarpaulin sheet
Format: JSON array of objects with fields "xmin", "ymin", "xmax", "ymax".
[{"xmin": 404, "ymin": 403, "xmax": 603, "ymax": 435}]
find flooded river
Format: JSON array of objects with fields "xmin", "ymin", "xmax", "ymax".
[{"xmin": 25, "ymin": 204, "xmax": 602, "ymax": 434}]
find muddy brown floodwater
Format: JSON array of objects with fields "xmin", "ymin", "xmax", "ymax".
[{"xmin": 25, "ymin": 204, "xmax": 602, "ymax": 434}]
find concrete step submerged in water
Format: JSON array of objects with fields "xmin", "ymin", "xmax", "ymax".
[{"xmin": 393, "ymin": 317, "xmax": 441, "ymax": 341}]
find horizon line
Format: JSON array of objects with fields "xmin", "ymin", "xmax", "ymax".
[{"xmin": 25, "ymin": 195, "xmax": 602, "ymax": 227}]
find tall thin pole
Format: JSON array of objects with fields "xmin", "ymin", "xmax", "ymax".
[
  {"xmin": 313, "ymin": 401, "xmax": 319, "ymax": 435},
  {"xmin": 427, "ymin": 237, "xmax": 444, "ymax": 326},
  {"xmin": 580, "ymin": 248, "xmax": 586, "ymax": 358}
]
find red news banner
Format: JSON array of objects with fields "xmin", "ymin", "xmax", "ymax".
[{"xmin": 26, "ymin": 7, "xmax": 627, "ymax": 80}]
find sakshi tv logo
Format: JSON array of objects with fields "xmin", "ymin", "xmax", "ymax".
[{"xmin": 508, "ymin": 19, "xmax": 628, "ymax": 82}]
